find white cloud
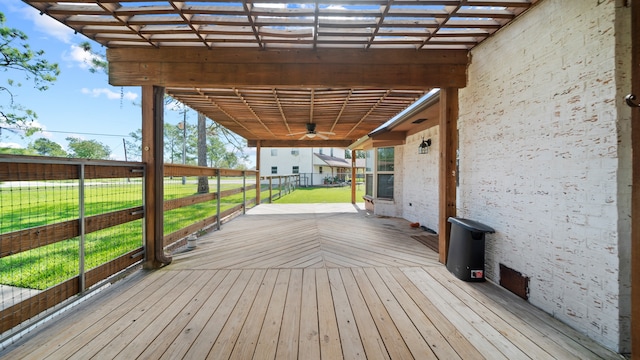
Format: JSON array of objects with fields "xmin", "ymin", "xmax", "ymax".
[
  {"xmin": 81, "ymin": 88, "xmax": 138, "ymax": 101},
  {"xmin": 64, "ymin": 44, "xmax": 105, "ymax": 70},
  {"xmin": 20, "ymin": 6, "xmax": 74, "ymax": 43},
  {"xmin": 0, "ymin": 142, "xmax": 23, "ymax": 149},
  {"xmin": 0, "ymin": 116, "xmax": 52, "ymax": 139}
]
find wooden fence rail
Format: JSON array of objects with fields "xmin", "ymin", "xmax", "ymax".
[{"xmin": 0, "ymin": 156, "xmax": 265, "ymax": 343}]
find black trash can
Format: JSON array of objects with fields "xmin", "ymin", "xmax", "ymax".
[{"xmin": 446, "ymin": 217, "xmax": 495, "ymax": 282}]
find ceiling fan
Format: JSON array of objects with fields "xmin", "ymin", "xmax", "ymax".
[{"xmin": 287, "ymin": 123, "xmax": 335, "ymax": 140}]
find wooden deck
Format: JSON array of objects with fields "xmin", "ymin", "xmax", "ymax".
[{"xmin": 0, "ymin": 204, "xmax": 622, "ymax": 359}]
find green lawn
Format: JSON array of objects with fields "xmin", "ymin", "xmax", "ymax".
[{"xmin": 273, "ymin": 185, "xmax": 365, "ymax": 204}]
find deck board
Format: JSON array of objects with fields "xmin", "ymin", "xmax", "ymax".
[{"xmin": 0, "ymin": 204, "xmax": 623, "ymax": 359}]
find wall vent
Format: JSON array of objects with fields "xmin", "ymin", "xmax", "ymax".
[
  {"xmin": 412, "ymin": 118, "xmax": 427, "ymax": 124},
  {"xmin": 499, "ymin": 263, "xmax": 529, "ymax": 300}
]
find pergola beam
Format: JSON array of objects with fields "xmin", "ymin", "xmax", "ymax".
[
  {"xmin": 107, "ymin": 48, "xmax": 468, "ymax": 88},
  {"xmin": 247, "ymin": 139, "xmax": 354, "ymax": 148}
]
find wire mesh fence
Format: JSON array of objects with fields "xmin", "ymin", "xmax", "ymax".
[
  {"xmin": 0, "ymin": 157, "xmax": 145, "ymax": 345},
  {"xmin": 162, "ymin": 165, "xmax": 259, "ymax": 250}
]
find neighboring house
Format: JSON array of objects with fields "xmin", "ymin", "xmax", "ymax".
[
  {"xmin": 260, "ymin": 147, "xmax": 364, "ymax": 186},
  {"xmin": 351, "ymin": 1, "xmax": 633, "ymax": 353}
]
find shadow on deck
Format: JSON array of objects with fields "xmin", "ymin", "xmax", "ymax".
[{"xmin": 0, "ymin": 204, "xmax": 622, "ymax": 359}]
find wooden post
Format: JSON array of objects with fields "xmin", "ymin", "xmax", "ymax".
[
  {"xmin": 438, "ymin": 88, "xmax": 458, "ymax": 264},
  {"xmin": 631, "ymin": 0, "xmax": 639, "ymax": 355},
  {"xmin": 351, "ymin": 149, "xmax": 357, "ymax": 204},
  {"xmin": 269, "ymin": 177, "xmax": 273, "ymax": 203},
  {"xmin": 256, "ymin": 141, "xmax": 261, "ymax": 204},
  {"xmin": 142, "ymin": 85, "xmax": 171, "ymax": 268},
  {"xmin": 242, "ymin": 171, "xmax": 247, "ymax": 214}
]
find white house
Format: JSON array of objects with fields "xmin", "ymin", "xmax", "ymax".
[{"xmin": 259, "ymin": 147, "xmax": 364, "ymax": 186}]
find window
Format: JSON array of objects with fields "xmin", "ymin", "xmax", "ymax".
[
  {"xmin": 377, "ymin": 174, "xmax": 394, "ymax": 199},
  {"xmin": 319, "ymin": 166, "xmax": 323, "ymax": 174},
  {"xmin": 365, "ymin": 149, "xmax": 373, "ymax": 172},
  {"xmin": 364, "ymin": 148, "xmax": 394, "ymax": 199},
  {"xmin": 271, "ymin": 166, "xmax": 277, "ymax": 174},
  {"xmin": 319, "ymin": 148, "xmax": 324, "ymax": 155},
  {"xmin": 377, "ymin": 147, "xmax": 394, "ymax": 172},
  {"xmin": 365, "ymin": 174, "xmax": 373, "ymax": 196},
  {"xmin": 376, "ymin": 147, "xmax": 394, "ymax": 199},
  {"xmin": 292, "ymin": 166, "xmax": 299, "ymax": 174},
  {"xmin": 364, "ymin": 150, "xmax": 374, "ymax": 196},
  {"xmin": 291, "ymin": 148, "xmax": 299, "ymax": 156},
  {"xmin": 271, "ymin": 149, "xmax": 278, "ymax": 156}
]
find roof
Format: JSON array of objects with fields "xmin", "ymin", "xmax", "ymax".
[
  {"xmin": 24, "ymin": 0, "xmax": 539, "ymax": 148},
  {"xmin": 27, "ymin": 1, "xmax": 537, "ymax": 50},
  {"xmin": 350, "ymin": 89, "xmax": 440, "ymax": 149},
  {"xmin": 314, "ymin": 153, "xmax": 352, "ymax": 168}
]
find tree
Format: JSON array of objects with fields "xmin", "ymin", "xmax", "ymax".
[
  {"xmin": 124, "ymin": 129, "xmax": 142, "ymax": 161},
  {"xmin": 164, "ymin": 123, "xmax": 184, "ymax": 164},
  {"xmin": 28, "ymin": 138, "xmax": 67, "ymax": 157},
  {"xmin": 197, "ymin": 112, "xmax": 209, "ymax": 193},
  {"xmin": 206, "ymin": 135, "xmax": 230, "ymax": 168},
  {"xmin": 0, "ymin": 12, "xmax": 60, "ymax": 138},
  {"xmin": 0, "ymin": 147, "xmax": 35, "ymax": 155},
  {"xmin": 66, "ymin": 137, "xmax": 111, "ymax": 159}
]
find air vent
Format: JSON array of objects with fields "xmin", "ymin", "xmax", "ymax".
[
  {"xmin": 499, "ymin": 263, "xmax": 529, "ymax": 300},
  {"xmin": 412, "ymin": 118, "xmax": 428, "ymax": 124}
]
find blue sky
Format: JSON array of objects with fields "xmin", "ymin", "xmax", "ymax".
[{"xmin": 0, "ymin": 0, "xmax": 256, "ymax": 166}]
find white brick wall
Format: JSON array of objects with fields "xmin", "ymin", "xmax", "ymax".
[
  {"xmin": 401, "ymin": 129, "xmax": 440, "ymax": 232},
  {"xmin": 457, "ymin": 0, "xmax": 631, "ymax": 352},
  {"xmin": 371, "ymin": 128, "xmax": 440, "ymax": 230}
]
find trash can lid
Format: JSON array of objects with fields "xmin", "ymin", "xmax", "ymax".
[{"xmin": 448, "ymin": 217, "xmax": 495, "ymax": 233}]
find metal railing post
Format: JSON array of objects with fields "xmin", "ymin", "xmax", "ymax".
[
  {"xmin": 78, "ymin": 164, "xmax": 86, "ymax": 293},
  {"xmin": 269, "ymin": 177, "xmax": 273, "ymax": 203},
  {"xmin": 216, "ymin": 169, "xmax": 221, "ymax": 230},
  {"xmin": 242, "ymin": 171, "xmax": 247, "ymax": 214}
]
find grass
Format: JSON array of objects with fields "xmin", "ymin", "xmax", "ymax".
[{"xmin": 272, "ymin": 185, "xmax": 365, "ymax": 204}]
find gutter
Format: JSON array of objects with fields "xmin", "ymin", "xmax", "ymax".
[{"xmin": 348, "ymin": 89, "xmax": 440, "ymax": 150}]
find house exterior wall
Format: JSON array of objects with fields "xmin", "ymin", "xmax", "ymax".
[
  {"xmin": 400, "ymin": 128, "xmax": 440, "ymax": 232},
  {"xmin": 457, "ymin": 0, "xmax": 631, "ymax": 352},
  {"xmin": 259, "ymin": 147, "xmax": 350, "ymax": 186}
]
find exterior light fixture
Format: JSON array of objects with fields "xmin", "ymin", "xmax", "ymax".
[{"xmin": 419, "ymin": 138, "xmax": 431, "ymax": 154}]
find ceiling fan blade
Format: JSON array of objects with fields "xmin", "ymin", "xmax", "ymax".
[
  {"xmin": 287, "ymin": 131, "xmax": 307, "ymax": 136},
  {"xmin": 318, "ymin": 131, "xmax": 335, "ymax": 135},
  {"xmin": 298, "ymin": 134, "xmax": 308, "ymax": 140},
  {"xmin": 316, "ymin": 133, "xmax": 329, "ymax": 140}
]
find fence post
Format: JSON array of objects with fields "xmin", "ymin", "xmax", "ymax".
[
  {"xmin": 269, "ymin": 177, "xmax": 273, "ymax": 203},
  {"xmin": 216, "ymin": 169, "xmax": 221, "ymax": 230},
  {"xmin": 78, "ymin": 163, "xmax": 86, "ymax": 293},
  {"xmin": 242, "ymin": 171, "xmax": 247, "ymax": 214}
]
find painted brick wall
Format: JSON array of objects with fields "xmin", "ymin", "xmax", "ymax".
[
  {"xmin": 457, "ymin": 0, "xmax": 631, "ymax": 352},
  {"xmin": 401, "ymin": 129, "xmax": 440, "ymax": 232}
]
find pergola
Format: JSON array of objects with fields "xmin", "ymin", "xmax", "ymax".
[
  {"xmin": 25, "ymin": 0, "xmax": 537, "ymax": 146},
  {"xmin": 20, "ymin": 0, "xmax": 540, "ymax": 266}
]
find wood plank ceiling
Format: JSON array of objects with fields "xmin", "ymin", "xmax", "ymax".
[{"xmin": 23, "ymin": 0, "xmax": 539, "ymax": 147}]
